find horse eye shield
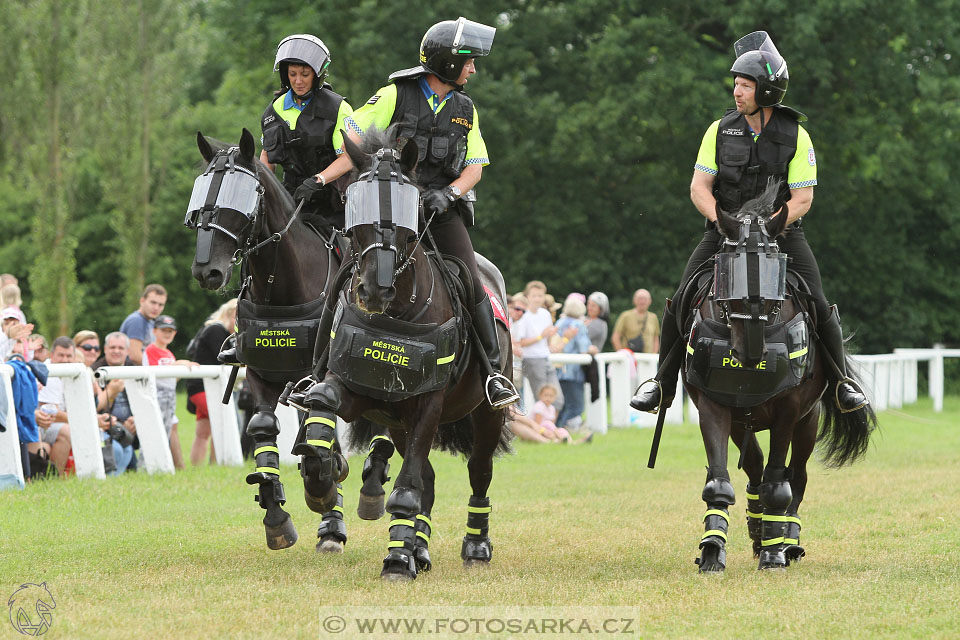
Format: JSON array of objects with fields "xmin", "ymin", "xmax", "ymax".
[
  {"xmin": 184, "ymin": 166, "xmax": 261, "ymax": 228},
  {"xmin": 344, "ymin": 180, "xmax": 420, "ymax": 233},
  {"xmin": 714, "ymin": 251, "xmax": 786, "ymax": 301}
]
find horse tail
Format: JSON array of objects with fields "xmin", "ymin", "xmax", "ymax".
[
  {"xmin": 816, "ymin": 355, "xmax": 877, "ymax": 467},
  {"xmin": 435, "ymin": 410, "xmax": 512, "ymax": 458},
  {"xmin": 345, "ymin": 417, "xmax": 389, "ymax": 453}
]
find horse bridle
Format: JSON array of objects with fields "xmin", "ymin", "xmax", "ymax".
[{"xmin": 184, "ymin": 147, "xmax": 265, "ymax": 267}]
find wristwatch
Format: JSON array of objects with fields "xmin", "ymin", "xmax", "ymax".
[{"xmin": 443, "ymin": 185, "xmax": 461, "ymax": 201}]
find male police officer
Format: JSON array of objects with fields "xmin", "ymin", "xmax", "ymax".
[
  {"xmin": 630, "ymin": 31, "xmax": 868, "ymax": 416},
  {"xmin": 260, "ymin": 34, "xmax": 354, "ymax": 228},
  {"xmin": 313, "ymin": 17, "xmax": 519, "ymax": 408}
]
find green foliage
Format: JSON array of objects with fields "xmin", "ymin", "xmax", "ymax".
[{"xmin": 1, "ymin": 0, "xmax": 959, "ymax": 357}]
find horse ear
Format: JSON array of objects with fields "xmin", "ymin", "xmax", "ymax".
[
  {"xmin": 399, "ymin": 138, "xmax": 418, "ymax": 174},
  {"xmin": 197, "ymin": 131, "xmax": 215, "ymax": 163},
  {"xmin": 239, "ymin": 128, "xmax": 256, "ymax": 162},
  {"xmin": 342, "ymin": 129, "xmax": 366, "ymax": 169},
  {"xmin": 716, "ymin": 205, "xmax": 740, "ymax": 239},
  {"xmin": 765, "ymin": 207, "xmax": 789, "ymax": 238}
]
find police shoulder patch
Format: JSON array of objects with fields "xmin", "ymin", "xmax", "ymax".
[
  {"xmin": 262, "ymin": 114, "xmax": 275, "ymax": 126},
  {"xmin": 367, "ymin": 95, "xmax": 380, "ymax": 105},
  {"xmin": 450, "ymin": 116, "xmax": 472, "ymax": 129},
  {"xmin": 807, "ymin": 147, "xmax": 816, "ymax": 166},
  {"xmin": 721, "ymin": 128, "xmax": 745, "ymax": 136}
]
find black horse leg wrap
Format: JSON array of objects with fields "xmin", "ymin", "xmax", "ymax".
[
  {"xmin": 745, "ymin": 483, "xmax": 763, "ymax": 542},
  {"xmin": 702, "ymin": 466, "xmax": 736, "ymax": 506},
  {"xmin": 246, "ymin": 408, "xmax": 286, "ymax": 508},
  {"xmin": 317, "ymin": 484, "xmax": 347, "ymax": 543},
  {"xmin": 701, "ymin": 506, "xmax": 730, "ymax": 548},
  {"xmin": 413, "ymin": 513, "xmax": 433, "ymax": 570},
  {"xmin": 385, "ymin": 514, "xmax": 418, "ymax": 574},
  {"xmin": 465, "ymin": 496, "xmax": 492, "ymax": 538},
  {"xmin": 784, "ymin": 513, "xmax": 802, "ymax": 546},
  {"xmin": 362, "ymin": 435, "xmax": 395, "ymax": 486},
  {"xmin": 759, "ymin": 479, "xmax": 793, "ymax": 549}
]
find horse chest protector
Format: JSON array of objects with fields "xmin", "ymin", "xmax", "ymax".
[
  {"xmin": 328, "ymin": 296, "xmax": 458, "ymax": 401},
  {"xmin": 685, "ymin": 311, "xmax": 813, "ymax": 407},
  {"xmin": 235, "ymin": 297, "xmax": 324, "ymax": 379}
]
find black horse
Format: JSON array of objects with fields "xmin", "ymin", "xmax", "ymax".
[
  {"xmin": 672, "ymin": 183, "xmax": 876, "ymax": 572},
  {"xmin": 187, "ymin": 129, "xmax": 389, "ymax": 553},
  {"xmin": 290, "ymin": 126, "xmax": 512, "ymax": 580}
]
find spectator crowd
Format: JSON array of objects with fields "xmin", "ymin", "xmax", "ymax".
[{"xmin": 2, "ymin": 267, "xmax": 662, "ymax": 484}]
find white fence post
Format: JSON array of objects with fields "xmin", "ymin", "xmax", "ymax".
[
  {"xmin": 274, "ymin": 402, "xmax": 301, "ymax": 465},
  {"xmin": 52, "ymin": 364, "xmax": 105, "ymax": 479},
  {"xmin": 202, "ymin": 366, "xmax": 244, "ymax": 466},
  {"xmin": 0, "ymin": 365, "xmax": 25, "ymax": 489},
  {"xmin": 607, "ymin": 352, "xmax": 633, "ymax": 427},
  {"xmin": 585, "ymin": 360, "xmax": 608, "ymax": 434},
  {"xmin": 120, "ymin": 373, "xmax": 175, "ymax": 474},
  {"xmin": 930, "ymin": 347, "xmax": 945, "ymax": 412}
]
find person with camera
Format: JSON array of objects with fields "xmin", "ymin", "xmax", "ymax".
[
  {"xmin": 260, "ymin": 34, "xmax": 354, "ymax": 230},
  {"xmin": 95, "ymin": 332, "xmax": 137, "ymax": 474},
  {"xmin": 630, "ymin": 31, "xmax": 868, "ymax": 416},
  {"xmin": 611, "ymin": 288, "xmax": 659, "ymax": 354}
]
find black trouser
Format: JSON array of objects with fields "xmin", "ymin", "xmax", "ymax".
[{"xmin": 428, "ymin": 209, "xmax": 485, "ymax": 306}]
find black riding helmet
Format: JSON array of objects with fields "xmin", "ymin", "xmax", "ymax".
[
  {"xmin": 274, "ymin": 34, "xmax": 331, "ymax": 96},
  {"xmin": 730, "ymin": 31, "xmax": 788, "ymax": 108},
  {"xmin": 419, "ymin": 17, "xmax": 496, "ymax": 85}
]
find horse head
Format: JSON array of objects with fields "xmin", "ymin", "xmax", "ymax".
[
  {"xmin": 342, "ymin": 126, "xmax": 420, "ymax": 313},
  {"xmin": 714, "ymin": 180, "xmax": 789, "ymax": 367},
  {"xmin": 186, "ymin": 129, "xmax": 265, "ymax": 290}
]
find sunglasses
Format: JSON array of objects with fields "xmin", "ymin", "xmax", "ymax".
[{"xmin": 79, "ymin": 344, "xmax": 101, "ymax": 352}]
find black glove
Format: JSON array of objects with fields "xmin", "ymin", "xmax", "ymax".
[
  {"xmin": 294, "ymin": 177, "xmax": 324, "ymax": 203},
  {"xmin": 422, "ymin": 188, "xmax": 455, "ymax": 216}
]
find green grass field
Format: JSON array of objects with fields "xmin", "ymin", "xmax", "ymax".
[{"xmin": 3, "ymin": 396, "xmax": 959, "ymax": 639}]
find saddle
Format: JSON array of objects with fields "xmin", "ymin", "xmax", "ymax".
[{"xmin": 678, "ymin": 260, "xmax": 817, "ymax": 407}]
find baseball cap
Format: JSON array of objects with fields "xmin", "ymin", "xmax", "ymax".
[
  {"xmin": 1, "ymin": 307, "xmax": 23, "ymax": 322},
  {"xmin": 154, "ymin": 315, "xmax": 177, "ymax": 330}
]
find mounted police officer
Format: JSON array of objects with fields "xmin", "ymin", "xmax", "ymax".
[
  {"xmin": 260, "ymin": 34, "xmax": 354, "ymax": 229},
  {"xmin": 631, "ymin": 31, "xmax": 869, "ymax": 417},
  {"xmin": 314, "ymin": 17, "xmax": 519, "ymax": 408}
]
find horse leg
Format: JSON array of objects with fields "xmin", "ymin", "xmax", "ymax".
[
  {"xmin": 695, "ymin": 402, "xmax": 734, "ymax": 573},
  {"xmin": 784, "ymin": 407, "xmax": 818, "ymax": 564},
  {"xmin": 413, "ymin": 459, "xmax": 436, "ymax": 573},
  {"xmin": 758, "ymin": 425, "xmax": 794, "ymax": 570},
  {"xmin": 357, "ymin": 434, "xmax": 396, "ymax": 520},
  {"xmin": 461, "ymin": 409, "xmax": 503, "ymax": 567},
  {"xmin": 245, "ymin": 403, "xmax": 298, "ymax": 549},
  {"xmin": 731, "ymin": 425, "xmax": 765, "ymax": 557},
  {"xmin": 293, "ymin": 375, "xmax": 350, "ymax": 515},
  {"xmin": 381, "ymin": 396, "xmax": 442, "ymax": 581}
]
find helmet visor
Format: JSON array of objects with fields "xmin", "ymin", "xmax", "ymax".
[
  {"xmin": 733, "ymin": 31, "xmax": 786, "ymax": 79},
  {"xmin": 451, "ymin": 18, "xmax": 495, "ymax": 57},
  {"xmin": 274, "ymin": 35, "xmax": 330, "ymax": 77}
]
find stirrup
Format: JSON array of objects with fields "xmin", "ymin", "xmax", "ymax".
[
  {"xmin": 835, "ymin": 377, "xmax": 869, "ymax": 414},
  {"xmin": 630, "ymin": 378, "xmax": 663, "ymax": 414},
  {"xmin": 485, "ymin": 374, "xmax": 520, "ymax": 409},
  {"xmin": 279, "ymin": 375, "xmax": 316, "ymax": 413}
]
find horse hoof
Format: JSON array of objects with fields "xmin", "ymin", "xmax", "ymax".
[
  {"xmin": 784, "ymin": 544, "xmax": 806, "ymax": 564},
  {"xmin": 316, "ymin": 538, "xmax": 344, "ymax": 554},
  {"xmin": 758, "ymin": 548, "xmax": 788, "ymax": 570},
  {"xmin": 381, "ymin": 569, "xmax": 416, "ymax": 582},
  {"xmin": 696, "ymin": 540, "xmax": 726, "ymax": 573},
  {"xmin": 463, "ymin": 558, "xmax": 491, "ymax": 569},
  {"xmin": 303, "ymin": 483, "xmax": 338, "ymax": 515},
  {"xmin": 357, "ymin": 493, "xmax": 386, "ymax": 520},
  {"xmin": 461, "ymin": 536, "xmax": 493, "ymax": 565},
  {"xmin": 264, "ymin": 515, "xmax": 298, "ymax": 550}
]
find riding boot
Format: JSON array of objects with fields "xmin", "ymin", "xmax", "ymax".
[
  {"xmin": 630, "ymin": 301, "xmax": 681, "ymax": 413},
  {"xmin": 217, "ymin": 333, "xmax": 241, "ymax": 365},
  {"xmin": 472, "ymin": 300, "xmax": 520, "ymax": 408},
  {"xmin": 818, "ymin": 305, "xmax": 868, "ymax": 413}
]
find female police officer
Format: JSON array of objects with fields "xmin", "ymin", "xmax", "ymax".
[
  {"xmin": 260, "ymin": 34, "xmax": 354, "ymax": 228},
  {"xmin": 311, "ymin": 17, "xmax": 519, "ymax": 408},
  {"xmin": 630, "ymin": 31, "xmax": 868, "ymax": 417}
]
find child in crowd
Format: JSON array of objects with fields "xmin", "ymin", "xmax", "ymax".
[
  {"xmin": 530, "ymin": 384, "xmax": 570, "ymax": 443},
  {"xmin": 144, "ymin": 315, "xmax": 194, "ymax": 470}
]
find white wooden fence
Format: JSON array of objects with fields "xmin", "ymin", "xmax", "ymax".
[{"xmin": 1, "ymin": 346, "xmax": 956, "ymax": 486}]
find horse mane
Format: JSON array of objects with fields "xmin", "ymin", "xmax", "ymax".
[
  {"xmin": 348, "ymin": 124, "xmax": 419, "ymax": 185},
  {"xmin": 737, "ymin": 179, "xmax": 781, "ymax": 219}
]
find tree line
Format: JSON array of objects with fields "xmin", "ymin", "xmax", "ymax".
[{"xmin": 2, "ymin": 0, "xmax": 959, "ymax": 364}]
